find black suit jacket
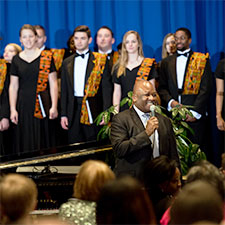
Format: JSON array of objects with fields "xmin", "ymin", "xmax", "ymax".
[
  {"xmin": 61, "ymin": 51, "xmax": 112, "ymax": 127},
  {"xmin": 158, "ymin": 51, "xmax": 212, "ymax": 115},
  {"xmin": 110, "ymin": 107, "xmax": 179, "ymax": 178}
]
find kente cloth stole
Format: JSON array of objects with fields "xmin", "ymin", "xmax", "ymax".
[
  {"xmin": 34, "ymin": 50, "xmax": 52, "ymax": 119},
  {"xmin": 51, "ymin": 48, "xmax": 65, "ymax": 72},
  {"xmin": 136, "ymin": 58, "xmax": 156, "ymax": 80},
  {"xmin": 80, "ymin": 52, "xmax": 107, "ymax": 125},
  {"xmin": 183, "ymin": 52, "xmax": 209, "ymax": 95},
  {"xmin": 0, "ymin": 59, "xmax": 7, "ymax": 96},
  {"xmin": 112, "ymin": 51, "xmax": 119, "ymax": 65}
]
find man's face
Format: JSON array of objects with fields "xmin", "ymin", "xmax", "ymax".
[
  {"xmin": 175, "ymin": 30, "xmax": 191, "ymax": 51},
  {"xmin": 74, "ymin": 32, "xmax": 92, "ymax": 52},
  {"xmin": 96, "ymin": 28, "xmax": 115, "ymax": 52},
  {"xmin": 133, "ymin": 81, "xmax": 158, "ymax": 113},
  {"xmin": 36, "ymin": 29, "xmax": 47, "ymax": 49}
]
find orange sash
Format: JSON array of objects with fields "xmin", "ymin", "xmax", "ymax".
[
  {"xmin": 112, "ymin": 51, "xmax": 119, "ymax": 65},
  {"xmin": 34, "ymin": 50, "xmax": 52, "ymax": 119},
  {"xmin": 51, "ymin": 48, "xmax": 65, "ymax": 72},
  {"xmin": 80, "ymin": 53, "xmax": 107, "ymax": 125},
  {"xmin": 137, "ymin": 58, "xmax": 156, "ymax": 80},
  {"xmin": 0, "ymin": 59, "xmax": 7, "ymax": 95},
  {"xmin": 183, "ymin": 52, "xmax": 209, "ymax": 95}
]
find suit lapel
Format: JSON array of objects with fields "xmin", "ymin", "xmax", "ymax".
[
  {"xmin": 67, "ymin": 55, "xmax": 75, "ymax": 89},
  {"xmin": 85, "ymin": 51, "xmax": 94, "ymax": 84},
  {"xmin": 171, "ymin": 54, "xmax": 178, "ymax": 88},
  {"xmin": 130, "ymin": 107, "xmax": 145, "ymax": 130},
  {"xmin": 181, "ymin": 50, "xmax": 193, "ymax": 90}
]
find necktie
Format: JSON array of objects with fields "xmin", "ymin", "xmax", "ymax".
[{"xmin": 142, "ymin": 113, "xmax": 150, "ymax": 127}]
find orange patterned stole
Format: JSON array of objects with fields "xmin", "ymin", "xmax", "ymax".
[
  {"xmin": 51, "ymin": 48, "xmax": 65, "ymax": 73},
  {"xmin": 183, "ymin": 52, "xmax": 209, "ymax": 95},
  {"xmin": 34, "ymin": 50, "xmax": 52, "ymax": 119},
  {"xmin": 0, "ymin": 59, "xmax": 7, "ymax": 95},
  {"xmin": 112, "ymin": 51, "xmax": 119, "ymax": 65},
  {"xmin": 80, "ymin": 53, "xmax": 107, "ymax": 125},
  {"xmin": 137, "ymin": 58, "xmax": 156, "ymax": 80}
]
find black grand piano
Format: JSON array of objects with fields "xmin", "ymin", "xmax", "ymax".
[{"xmin": 0, "ymin": 140, "xmax": 114, "ymax": 214}]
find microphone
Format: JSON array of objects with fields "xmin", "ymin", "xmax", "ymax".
[{"xmin": 150, "ymin": 105, "xmax": 156, "ymax": 117}]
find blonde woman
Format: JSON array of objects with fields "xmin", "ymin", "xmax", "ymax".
[
  {"xmin": 112, "ymin": 30, "xmax": 157, "ymax": 112},
  {"xmin": 161, "ymin": 33, "xmax": 177, "ymax": 59},
  {"xmin": 59, "ymin": 160, "xmax": 115, "ymax": 225},
  {"xmin": 9, "ymin": 24, "xmax": 58, "ymax": 153}
]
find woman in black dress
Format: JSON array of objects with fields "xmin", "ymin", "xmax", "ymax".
[
  {"xmin": 0, "ymin": 43, "xmax": 22, "ymax": 155},
  {"xmin": 112, "ymin": 30, "xmax": 157, "ymax": 112},
  {"xmin": 9, "ymin": 24, "xmax": 58, "ymax": 153}
]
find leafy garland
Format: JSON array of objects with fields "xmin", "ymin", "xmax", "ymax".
[{"xmin": 95, "ymin": 91, "xmax": 206, "ymax": 175}]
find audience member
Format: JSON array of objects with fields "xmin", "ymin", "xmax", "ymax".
[
  {"xmin": 158, "ymin": 27, "xmax": 212, "ymax": 156},
  {"xmin": 0, "ymin": 173, "xmax": 38, "ymax": 225},
  {"xmin": 96, "ymin": 176, "xmax": 156, "ymax": 225},
  {"xmin": 9, "ymin": 24, "xmax": 58, "ymax": 153},
  {"xmin": 221, "ymin": 153, "xmax": 225, "ymax": 176},
  {"xmin": 110, "ymin": 79, "xmax": 179, "ymax": 179},
  {"xmin": 170, "ymin": 180, "xmax": 223, "ymax": 225},
  {"xmin": 142, "ymin": 155, "xmax": 181, "ymax": 223},
  {"xmin": 34, "ymin": 25, "xmax": 49, "ymax": 50},
  {"xmin": 60, "ymin": 25, "xmax": 112, "ymax": 144},
  {"xmin": 0, "ymin": 43, "xmax": 22, "ymax": 155},
  {"xmin": 161, "ymin": 33, "xmax": 176, "ymax": 59},
  {"xmin": 64, "ymin": 34, "xmax": 76, "ymax": 59},
  {"xmin": 112, "ymin": 30, "xmax": 158, "ymax": 112},
  {"xmin": 59, "ymin": 160, "xmax": 115, "ymax": 225},
  {"xmin": 160, "ymin": 160, "xmax": 225, "ymax": 225}
]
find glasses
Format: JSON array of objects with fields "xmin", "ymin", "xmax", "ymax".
[
  {"xmin": 174, "ymin": 36, "xmax": 187, "ymax": 41},
  {"xmin": 166, "ymin": 41, "xmax": 176, "ymax": 45}
]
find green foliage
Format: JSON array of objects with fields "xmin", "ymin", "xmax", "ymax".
[{"xmin": 95, "ymin": 92, "xmax": 206, "ymax": 175}]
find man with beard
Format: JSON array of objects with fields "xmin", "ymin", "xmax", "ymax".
[{"xmin": 158, "ymin": 27, "xmax": 212, "ymax": 156}]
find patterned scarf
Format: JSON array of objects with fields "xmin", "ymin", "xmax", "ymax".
[
  {"xmin": 80, "ymin": 53, "xmax": 107, "ymax": 125},
  {"xmin": 0, "ymin": 59, "xmax": 7, "ymax": 95},
  {"xmin": 183, "ymin": 52, "xmax": 209, "ymax": 95},
  {"xmin": 137, "ymin": 58, "xmax": 156, "ymax": 80},
  {"xmin": 51, "ymin": 48, "xmax": 65, "ymax": 72},
  {"xmin": 34, "ymin": 50, "xmax": 52, "ymax": 119}
]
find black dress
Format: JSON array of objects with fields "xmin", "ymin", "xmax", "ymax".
[
  {"xmin": 10, "ymin": 54, "xmax": 56, "ymax": 154},
  {"xmin": 112, "ymin": 60, "xmax": 158, "ymax": 111}
]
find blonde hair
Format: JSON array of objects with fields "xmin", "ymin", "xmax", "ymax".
[
  {"xmin": 162, "ymin": 33, "xmax": 175, "ymax": 59},
  {"xmin": 74, "ymin": 160, "xmax": 115, "ymax": 202},
  {"xmin": 0, "ymin": 174, "xmax": 37, "ymax": 224},
  {"xmin": 5, "ymin": 43, "xmax": 22, "ymax": 54},
  {"xmin": 113, "ymin": 30, "xmax": 144, "ymax": 78}
]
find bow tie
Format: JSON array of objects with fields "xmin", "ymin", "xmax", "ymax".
[
  {"xmin": 75, "ymin": 51, "xmax": 89, "ymax": 58},
  {"xmin": 177, "ymin": 51, "xmax": 190, "ymax": 57}
]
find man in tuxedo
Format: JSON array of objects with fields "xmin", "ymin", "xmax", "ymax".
[
  {"xmin": 96, "ymin": 26, "xmax": 119, "ymax": 71},
  {"xmin": 34, "ymin": 25, "xmax": 49, "ymax": 51},
  {"xmin": 110, "ymin": 79, "xmax": 179, "ymax": 179},
  {"xmin": 61, "ymin": 25, "xmax": 112, "ymax": 144},
  {"xmin": 158, "ymin": 27, "xmax": 212, "ymax": 156}
]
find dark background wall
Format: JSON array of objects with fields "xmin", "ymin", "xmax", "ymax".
[{"xmin": 0, "ymin": 0, "xmax": 224, "ymax": 165}]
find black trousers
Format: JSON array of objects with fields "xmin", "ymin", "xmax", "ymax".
[{"xmin": 68, "ymin": 97, "xmax": 99, "ymax": 144}]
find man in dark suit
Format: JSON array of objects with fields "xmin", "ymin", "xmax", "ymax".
[
  {"xmin": 158, "ymin": 27, "xmax": 212, "ymax": 155},
  {"xmin": 96, "ymin": 26, "xmax": 119, "ymax": 71},
  {"xmin": 61, "ymin": 25, "xmax": 112, "ymax": 144},
  {"xmin": 110, "ymin": 79, "xmax": 179, "ymax": 179}
]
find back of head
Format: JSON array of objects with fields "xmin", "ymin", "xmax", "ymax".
[
  {"xmin": 186, "ymin": 160, "xmax": 225, "ymax": 200},
  {"xmin": 170, "ymin": 180, "xmax": 223, "ymax": 225},
  {"xmin": 142, "ymin": 155, "xmax": 177, "ymax": 192},
  {"xmin": 74, "ymin": 160, "xmax": 115, "ymax": 202},
  {"xmin": 96, "ymin": 176, "xmax": 156, "ymax": 225},
  {"xmin": 0, "ymin": 173, "xmax": 37, "ymax": 224}
]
